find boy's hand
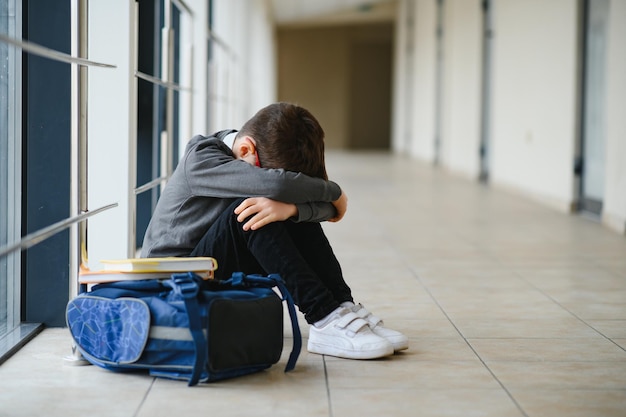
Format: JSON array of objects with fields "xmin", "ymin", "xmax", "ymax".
[
  {"xmin": 329, "ymin": 190, "xmax": 347, "ymax": 222},
  {"xmin": 234, "ymin": 197, "xmax": 298, "ymax": 231}
]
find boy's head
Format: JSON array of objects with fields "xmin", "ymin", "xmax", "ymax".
[{"xmin": 233, "ymin": 102, "xmax": 328, "ymax": 180}]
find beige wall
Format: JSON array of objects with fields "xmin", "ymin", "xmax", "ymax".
[
  {"xmin": 348, "ymin": 41, "xmax": 392, "ymax": 149},
  {"xmin": 277, "ymin": 24, "xmax": 393, "ymax": 149}
]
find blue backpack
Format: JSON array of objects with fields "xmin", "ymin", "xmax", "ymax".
[{"xmin": 66, "ymin": 272, "xmax": 301, "ymax": 386}]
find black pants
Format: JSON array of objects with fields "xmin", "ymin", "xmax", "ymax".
[{"xmin": 190, "ymin": 199, "xmax": 353, "ymax": 324}]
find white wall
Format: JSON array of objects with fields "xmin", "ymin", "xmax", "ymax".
[
  {"xmin": 87, "ymin": 0, "xmax": 136, "ymax": 267},
  {"xmin": 396, "ymin": 0, "xmax": 483, "ymax": 172},
  {"xmin": 210, "ymin": 0, "xmax": 277, "ymax": 132},
  {"xmin": 603, "ymin": 0, "xmax": 626, "ymax": 234},
  {"xmin": 440, "ymin": 0, "xmax": 483, "ymax": 178},
  {"xmin": 391, "ymin": 0, "xmax": 626, "ymax": 235},
  {"xmin": 490, "ymin": 0, "xmax": 579, "ymax": 211},
  {"xmin": 188, "ymin": 0, "xmax": 209, "ymax": 137},
  {"xmin": 390, "ymin": 0, "xmax": 410, "ymax": 152},
  {"xmin": 410, "ymin": 0, "xmax": 437, "ymax": 161},
  {"xmin": 246, "ymin": 0, "xmax": 278, "ymax": 117}
]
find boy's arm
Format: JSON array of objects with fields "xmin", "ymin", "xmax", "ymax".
[
  {"xmin": 187, "ymin": 139, "xmax": 342, "ymax": 204},
  {"xmin": 295, "ymin": 189, "xmax": 347, "ymax": 222},
  {"xmin": 295, "ymin": 202, "xmax": 336, "ymax": 222},
  {"xmin": 328, "ymin": 189, "xmax": 347, "ymax": 222},
  {"xmin": 235, "ymin": 192, "xmax": 347, "ymax": 231},
  {"xmin": 234, "ymin": 198, "xmax": 297, "ymax": 231}
]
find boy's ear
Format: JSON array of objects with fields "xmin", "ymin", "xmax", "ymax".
[{"xmin": 234, "ymin": 136, "xmax": 256, "ymax": 159}]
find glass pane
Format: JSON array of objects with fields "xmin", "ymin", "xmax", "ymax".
[{"xmin": 0, "ymin": 0, "xmax": 20, "ymax": 338}]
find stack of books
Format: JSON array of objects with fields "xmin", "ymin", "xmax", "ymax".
[{"xmin": 78, "ymin": 257, "xmax": 218, "ymax": 284}]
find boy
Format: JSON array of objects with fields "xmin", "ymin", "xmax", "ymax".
[{"xmin": 141, "ymin": 102, "xmax": 408, "ymax": 359}]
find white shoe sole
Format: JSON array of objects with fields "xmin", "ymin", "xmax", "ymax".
[
  {"xmin": 307, "ymin": 340, "xmax": 394, "ymax": 359},
  {"xmin": 373, "ymin": 330, "xmax": 409, "ymax": 352},
  {"xmin": 389, "ymin": 338, "xmax": 409, "ymax": 352}
]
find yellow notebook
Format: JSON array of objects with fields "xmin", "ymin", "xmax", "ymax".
[
  {"xmin": 99, "ymin": 257, "xmax": 218, "ymax": 273},
  {"xmin": 79, "ymin": 257, "xmax": 217, "ymax": 284}
]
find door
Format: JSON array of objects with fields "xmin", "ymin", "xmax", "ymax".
[
  {"xmin": 348, "ymin": 39, "xmax": 393, "ymax": 149},
  {"xmin": 579, "ymin": 0, "xmax": 609, "ymax": 215},
  {"xmin": 479, "ymin": 0, "xmax": 493, "ymax": 182},
  {"xmin": 434, "ymin": 0, "xmax": 444, "ymax": 165}
]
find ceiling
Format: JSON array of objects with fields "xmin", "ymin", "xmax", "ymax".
[{"xmin": 270, "ymin": 0, "xmax": 397, "ymax": 28}]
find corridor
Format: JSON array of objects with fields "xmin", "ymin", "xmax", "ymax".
[{"xmin": 1, "ymin": 151, "xmax": 625, "ymax": 417}]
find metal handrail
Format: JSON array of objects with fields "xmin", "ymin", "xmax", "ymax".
[
  {"xmin": 0, "ymin": 203, "xmax": 118, "ymax": 259},
  {"xmin": 0, "ymin": 33, "xmax": 116, "ymax": 68},
  {"xmin": 134, "ymin": 176, "xmax": 168, "ymax": 195},
  {"xmin": 172, "ymin": 0, "xmax": 194, "ymax": 16},
  {"xmin": 135, "ymin": 70, "xmax": 191, "ymax": 92}
]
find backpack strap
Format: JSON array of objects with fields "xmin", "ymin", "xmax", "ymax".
[
  {"xmin": 168, "ymin": 272, "xmax": 208, "ymax": 386},
  {"xmin": 230, "ymin": 272, "xmax": 302, "ymax": 372},
  {"xmin": 267, "ymin": 273, "xmax": 302, "ymax": 372}
]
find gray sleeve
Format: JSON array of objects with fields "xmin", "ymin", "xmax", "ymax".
[
  {"xmin": 184, "ymin": 139, "xmax": 342, "ymax": 204},
  {"xmin": 294, "ymin": 202, "xmax": 337, "ymax": 223}
]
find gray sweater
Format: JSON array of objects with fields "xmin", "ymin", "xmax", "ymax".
[{"xmin": 141, "ymin": 130, "xmax": 342, "ymax": 257}]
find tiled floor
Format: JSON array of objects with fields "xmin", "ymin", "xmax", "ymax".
[{"xmin": 1, "ymin": 151, "xmax": 625, "ymax": 417}]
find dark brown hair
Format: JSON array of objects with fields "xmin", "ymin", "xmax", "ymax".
[{"xmin": 238, "ymin": 102, "xmax": 328, "ymax": 180}]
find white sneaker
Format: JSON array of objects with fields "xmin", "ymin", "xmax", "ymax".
[
  {"xmin": 351, "ymin": 303, "xmax": 409, "ymax": 352},
  {"xmin": 308, "ymin": 307, "xmax": 394, "ymax": 359}
]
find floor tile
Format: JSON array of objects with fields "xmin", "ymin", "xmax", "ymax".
[
  {"xmin": 487, "ymin": 361, "xmax": 626, "ymax": 390},
  {"xmin": 510, "ymin": 389, "xmax": 626, "ymax": 417},
  {"xmin": 393, "ymin": 319, "xmax": 462, "ymax": 338},
  {"xmin": 440, "ymin": 298, "xmax": 574, "ymax": 320},
  {"xmin": 404, "ymin": 337, "xmax": 480, "ymax": 361},
  {"xmin": 325, "ymin": 358, "xmax": 500, "ymax": 390},
  {"xmin": 453, "ymin": 318, "xmax": 600, "ymax": 338},
  {"xmin": 560, "ymin": 302, "xmax": 626, "ymax": 320},
  {"xmin": 520, "ymin": 269, "xmax": 626, "ymax": 291},
  {"xmin": 469, "ymin": 338, "xmax": 626, "ymax": 362},
  {"xmin": 586, "ymin": 320, "xmax": 626, "ymax": 338},
  {"xmin": 331, "ymin": 389, "xmax": 526, "ymax": 417},
  {"xmin": 0, "ymin": 329, "xmax": 152, "ymax": 417},
  {"xmin": 418, "ymin": 273, "xmax": 532, "ymax": 290},
  {"xmin": 362, "ymin": 301, "xmax": 449, "ymax": 320},
  {"xmin": 138, "ymin": 361, "xmax": 329, "ymax": 417}
]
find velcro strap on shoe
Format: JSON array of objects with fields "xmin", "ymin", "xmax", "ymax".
[
  {"xmin": 353, "ymin": 304, "xmax": 383, "ymax": 327},
  {"xmin": 335, "ymin": 311, "xmax": 368, "ymax": 333}
]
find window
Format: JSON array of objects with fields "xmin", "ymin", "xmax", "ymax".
[
  {"xmin": 0, "ymin": 0, "xmax": 21, "ymax": 346},
  {"xmin": 135, "ymin": 0, "xmax": 195, "ymax": 251}
]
